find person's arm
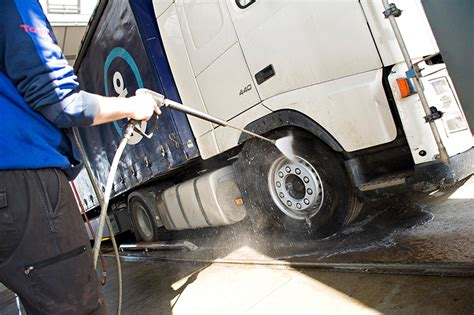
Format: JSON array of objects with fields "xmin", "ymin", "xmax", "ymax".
[
  {"xmin": 90, "ymin": 93, "xmax": 160, "ymax": 126},
  {"xmin": 0, "ymin": 0, "xmax": 159, "ymax": 128}
]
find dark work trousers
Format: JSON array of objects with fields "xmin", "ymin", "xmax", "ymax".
[{"xmin": 0, "ymin": 168, "xmax": 106, "ymax": 314}]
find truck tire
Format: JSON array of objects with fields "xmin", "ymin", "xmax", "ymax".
[
  {"xmin": 235, "ymin": 129, "xmax": 362, "ymax": 239},
  {"xmin": 129, "ymin": 197, "xmax": 168, "ymax": 242}
]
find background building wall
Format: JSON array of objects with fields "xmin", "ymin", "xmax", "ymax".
[{"xmin": 39, "ymin": 0, "xmax": 99, "ymax": 64}]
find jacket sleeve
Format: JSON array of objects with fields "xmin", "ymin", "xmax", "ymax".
[{"xmin": 1, "ymin": 0, "xmax": 100, "ymax": 128}]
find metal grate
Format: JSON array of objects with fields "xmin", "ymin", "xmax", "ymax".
[{"xmin": 47, "ymin": 0, "xmax": 81, "ymax": 14}]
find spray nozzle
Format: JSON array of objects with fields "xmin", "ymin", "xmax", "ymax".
[{"xmin": 274, "ymin": 135, "xmax": 296, "ymax": 161}]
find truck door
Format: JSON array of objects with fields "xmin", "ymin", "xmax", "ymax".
[
  {"xmin": 227, "ymin": 0, "xmax": 382, "ymax": 100},
  {"xmin": 175, "ymin": 0, "xmax": 260, "ymax": 121}
]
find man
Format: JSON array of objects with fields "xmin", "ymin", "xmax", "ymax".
[{"xmin": 0, "ymin": 0, "xmax": 161, "ymax": 313}]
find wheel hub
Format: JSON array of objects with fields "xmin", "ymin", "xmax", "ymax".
[{"xmin": 269, "ymin": 156, "xmax": 324, "ymax": 220}]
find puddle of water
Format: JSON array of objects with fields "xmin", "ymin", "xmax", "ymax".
[{"xmin": 262, "ymin": 204, "xmax": 434, "ymax": 261}]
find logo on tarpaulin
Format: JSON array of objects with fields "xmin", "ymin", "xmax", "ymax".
[{"xmin": 104, "ymin": 47, "xmax": 146, "ymax": 145}]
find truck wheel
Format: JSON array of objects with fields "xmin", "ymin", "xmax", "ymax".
[
  {"xmin": 235, "ymin": 129, "xmax": 362, "ymax": 238},
  {"xmin": 129, "ymin": 197, "xmax": 165, "ymax": 242}
]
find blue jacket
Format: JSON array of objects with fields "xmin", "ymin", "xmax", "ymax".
[{"xmin": 0, "ymin": 0, "xmax": 100, "ymax": 179}]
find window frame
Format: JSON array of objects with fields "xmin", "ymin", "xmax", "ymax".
[
  {"xmin": 235, "ymin": 0, "xmax": 256, "ymax": 9},
  {"xmin": 46, "ymin": 0, "xmax": 81, "ymax": 14}
]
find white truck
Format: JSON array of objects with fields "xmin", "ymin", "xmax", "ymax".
[{"xmin": 73, "ymin": 0, "xmax": 473, "ymax": 240}]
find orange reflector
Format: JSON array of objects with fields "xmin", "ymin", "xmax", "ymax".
[
  {"xmin": 235, "ymin": 198, "xmax": 244, "ymax": 206},
  {"xmin": 397, "ymin": 78, "xmax": 411, "ymax": 98}
]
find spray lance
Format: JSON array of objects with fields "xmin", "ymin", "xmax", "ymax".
[{"xmin": 135, "ymin": 88, "xmax": 296, "ymax": 159}]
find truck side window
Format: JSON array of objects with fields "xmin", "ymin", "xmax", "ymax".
[{"xmin": 236, "ymin": 0, "xmax": 255, "ymax": 9}]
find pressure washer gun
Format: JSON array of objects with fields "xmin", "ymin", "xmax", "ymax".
[{"xmin": 123, "ymin": 89, "xmax": 164, "ymax": 141}]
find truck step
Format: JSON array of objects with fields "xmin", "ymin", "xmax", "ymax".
[{"xmin": 358, "ymin": 171, "xmax": 412, "ymax": 191}]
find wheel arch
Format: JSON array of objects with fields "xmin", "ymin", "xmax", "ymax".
[{"xmin": 238, "ymin": 109, "xmax": 344, "ymax": 153}]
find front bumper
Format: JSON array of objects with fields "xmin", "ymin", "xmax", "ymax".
[
  {"xmin": 356, "ymin": 147, "xmax": 473, "ymax": 200},
  {"xmin": 408, "ymin": 147, "xmax": 474, "ymax": 192}
]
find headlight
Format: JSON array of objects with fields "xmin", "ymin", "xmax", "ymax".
[{"xmin": 429, "ymin": 77, "xmax": 468, "ymax": 136}]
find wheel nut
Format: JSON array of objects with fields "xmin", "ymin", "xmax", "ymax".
[
  {"xmin": 287, "ymin": 200, "xmax": 292, "ymax": 207},
  {"xmin": 295, "ymin": 168, "xmax": 301, "ymax": 175},
  {"xmin": 304, "ymin": 198, "xmax": 310, "ymax": 205},
  {"xmin": 279, "ymin": 192, "xmax": 284, "ymax": 198},
  {"xmin": 303, "ymin": 177, "xmax": 309, "ymax": 183},
  {"xmin": 285, "ymin": 166, "xmax": 291, "ymax": 173},
  {"xmin": 276, "ymin": 182, "xmax": 281, "ymax": 188},
  {"xmin": 296, "ymin": 203, "xmax": 302, "ymax": 209},
  {"xmin": 307, "ymin": 188, "xmax": 313, "ymax": 195},
  {"xmin": 278, "ymin": 172, "xmax": 284, "ymax": 178}
]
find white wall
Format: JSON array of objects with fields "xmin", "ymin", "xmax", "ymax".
[
  {"xmin": 39, "ymin": 0, "xmax": 98, "ymax": 26},
  {"xmin": 38, "ymin": 1, "xmax": 98, "ymax": 64}
]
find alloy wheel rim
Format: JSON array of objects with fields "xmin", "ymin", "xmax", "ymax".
[{"xmin": 268, "ymin": 156, "xmax": 324, "ymax": 221}]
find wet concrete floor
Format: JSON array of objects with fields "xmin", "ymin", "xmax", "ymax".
[{"xmin": 100, "ymin": 258, "xmax": 474, "ymax": 315}]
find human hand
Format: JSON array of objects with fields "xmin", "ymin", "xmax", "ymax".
[{"xmin": 127, "ymin": 93, "xmax": 162, "ymax": 122}]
